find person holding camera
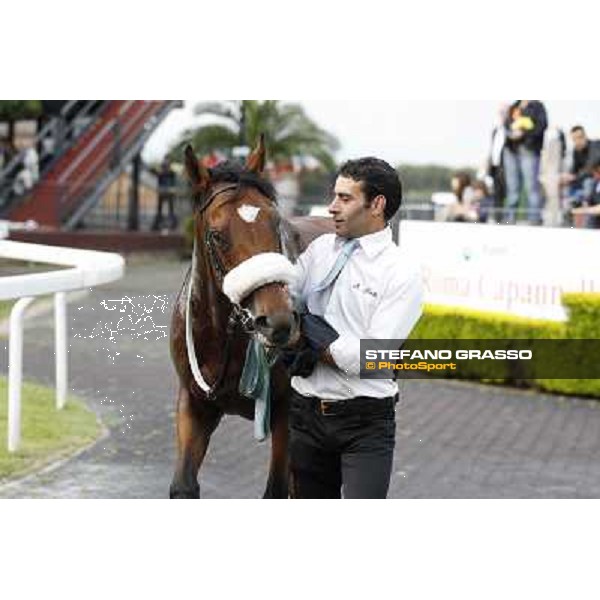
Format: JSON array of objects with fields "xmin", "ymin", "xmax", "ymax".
[{"xmin": 503, "ymin": 100, "xmax": 548, "ymax": 225}]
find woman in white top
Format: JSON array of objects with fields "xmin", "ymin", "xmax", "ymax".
[{"xmin": 446, "ymin": 171, "xmax": 478, "ymax": 222}]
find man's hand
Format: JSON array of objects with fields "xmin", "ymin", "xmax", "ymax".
[
  {"xmin": 560, "ymin": 173, "xmax": 576, "ymax": 185},
  {"xmin": 508, "ymin": 129, "xmax": 524, "ymax": 141},
  {"xmin": 319, "ymin": 346, "xmax": 337, "ymax": 367},
  {"xmin": 281, "ymin": 325, "xmax": 303, "ymax": 351}
]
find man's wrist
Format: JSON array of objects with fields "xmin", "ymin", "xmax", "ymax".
[{"xmin": 320, "ymin": 346, "xmax": 336, "ymax": 367}]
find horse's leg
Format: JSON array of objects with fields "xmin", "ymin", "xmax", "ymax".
[
  {"xmin": 169, "ymin": 386, "xmax": 222, "ymax": 499},
  {"xmin": 263, "ymin": 389, "xmax": 290, "ymax": 499}
]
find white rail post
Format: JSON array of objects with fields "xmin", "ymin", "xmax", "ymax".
[
  {"xmin": 8, "ymin": 296, "xmax": 34, "ymax": 452},
  {"xmin": 55, "ymin": 292, "xmax": 68, "ymax": 410}
]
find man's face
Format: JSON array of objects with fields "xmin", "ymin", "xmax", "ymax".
[
  {"xmin": 328, "ymin": 175, "xmax": 380, "ymax": 239},
  {"xmin": 571, "ymin": 129, "xmax": 588, "ymax": 152}
]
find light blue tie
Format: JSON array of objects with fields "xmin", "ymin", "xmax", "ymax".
[
  {"xmin": 306, "ymin": 238, "xmax": 360, "ymax": 314},
  {"xmin": 313, "ymin": 238, "xmax": 360, "ymax": 292}
]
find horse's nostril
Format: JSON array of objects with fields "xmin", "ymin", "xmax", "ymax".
[
  {"xmin": 254, "ymin": 316, "xmax": 269, "ymax": 332},
  {"xmin": 254, "ymin": 314, "xmax": 295, "ymax": 346},
  {"xmin": 271, "ymin": 325, "xmax": 291, "ymax": 346}
]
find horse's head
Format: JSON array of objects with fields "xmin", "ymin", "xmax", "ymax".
[{"xmin": 184, "ymin": 136, "xmax": 299, "ymax": 348}]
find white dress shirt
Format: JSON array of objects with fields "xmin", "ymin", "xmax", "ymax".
[{"xmin": 290, "ymin": 226, "xmax": 424, "ymax": 400}]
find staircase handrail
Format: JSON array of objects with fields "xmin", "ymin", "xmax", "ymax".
[{"xmin": 63, "ymin": 102, "xmax": 156, "ymax": 188}]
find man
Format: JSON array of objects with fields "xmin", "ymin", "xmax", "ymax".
[
  {"xmin": 570, "ymin": 155, "xmax": 600, "ymax": 229},
  {"xmin": 561, "ymin": 125, "xmax": 600, "ymax": 209},
  {"xmin": 151, "ymin": 158, "xmax": 178, "ymax": 231},
  {"xmin": 286, "ymin": 157, "xmax": 423, "ymax": 499},
  {"xmin": 503, "ymin": 100, "xmax": 548, "ymax": 225},
  {"xmin": 486, "ymin": 103, "xmax": 509, "ymax": 223}
]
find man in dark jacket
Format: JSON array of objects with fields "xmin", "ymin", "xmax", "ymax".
[
  {"xmin": 561, "ymin": 125, "xmax": 600, "ymax": 207},
  {"xmin": 151, "ymin": 158, "xmax": 178, "ymax": 231},
  {"xmin": 503, "ymin": 100, "xmax": 548, "ymax": 225},
  {"xmin": 570, "ymin": 155, "xmax": 600, "ymax": 229}
]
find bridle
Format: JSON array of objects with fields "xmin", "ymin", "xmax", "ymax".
[
  {"xmin": 186, "ymin": 182, "xmax": 286, "ymax": 398},
  {"xmin": 199, "ymin": 183, "xmax": 260, "ymax": 328}
]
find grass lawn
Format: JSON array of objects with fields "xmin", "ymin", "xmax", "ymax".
[
  {"xmin": 0, "ymin": 377, "xmax": 102, "ymax": 481},
  {"xmin": 0, "ymin": 300, "xmax": 14, "ymax": 322},
  {"xmin": 0, "ymin": 296, "xmax": 50, "ymax": 338}
]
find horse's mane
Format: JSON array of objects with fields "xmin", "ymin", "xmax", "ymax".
[{"xmin": 209, "ymin": 160, "xmax": 277, "ymax": 204}]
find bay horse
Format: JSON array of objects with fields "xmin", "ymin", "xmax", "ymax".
[{"xmin": 169, "ymin": 137, "xmax": 331, "ymax": 498}]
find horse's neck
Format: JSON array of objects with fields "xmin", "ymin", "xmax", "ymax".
[{"xmin": 285, "ymin": 216, "xmax": 335, "ymax": 252}]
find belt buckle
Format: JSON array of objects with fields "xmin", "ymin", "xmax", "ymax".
[{"xmin": 320, "ymin": 400, "xmax": 335, "ymax": 417}]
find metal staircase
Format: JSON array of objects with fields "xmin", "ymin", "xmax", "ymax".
[{"xmin": 1, "ymin": 100, "xmax": 181, "ymax": 229}]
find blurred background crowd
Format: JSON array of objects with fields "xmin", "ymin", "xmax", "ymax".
[{"xmin": 1, "ymin": 100, "xmax": 598, "ymax": 238}]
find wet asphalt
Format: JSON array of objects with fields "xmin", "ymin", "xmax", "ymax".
[{"xmin": 1, "ymin": 256, "xmax": 600, "ymax": 499}]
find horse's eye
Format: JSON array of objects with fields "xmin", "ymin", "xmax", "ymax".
[{"xmin": 211, "ymin": 230, "xmax": 230, "ymax": 250}]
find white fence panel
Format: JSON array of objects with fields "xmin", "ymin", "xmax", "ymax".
[{"xmin": 1, "ymin": 240, "xmax": 125, "ymax": 451}]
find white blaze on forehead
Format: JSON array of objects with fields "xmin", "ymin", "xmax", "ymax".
[{"xmin": 237, "ymin": 204, "xmax": 261, "ymax": 222}]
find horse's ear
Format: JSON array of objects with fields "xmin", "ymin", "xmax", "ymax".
[
  {"xmin": 245, "ymin": 133, "xmax": 266, "ymax": 173},
  {"xmin": 184, "ymin": 144, "xmax": 210, "ymax": 191}
]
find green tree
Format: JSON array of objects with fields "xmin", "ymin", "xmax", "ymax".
[
  {"xmin": 0, "ymin": 101, "xmax": 42, "ymax": 143},
  {"xmin": 397, "ymin": 163, "xmax": 476, "ymax": 200},
  {"xmin": 171, "ymin": 100, "xmax": 339, "ymax": 171},
  {"xmin": 0, "ymin": 100, "xmax": 42, "ymax": 122}
]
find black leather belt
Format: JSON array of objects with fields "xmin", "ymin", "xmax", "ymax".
[{"xmin": 291, "ymin": 390, "xmax": 397, "ymax": 417}]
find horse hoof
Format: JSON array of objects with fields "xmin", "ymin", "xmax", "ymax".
[
  {"xmin": 262, "ymin": 485, "xmax": 289, "ymax": 499},
  {"xmin": 169, "ymin": 484, "xmax": 200, "ymax": 499}
]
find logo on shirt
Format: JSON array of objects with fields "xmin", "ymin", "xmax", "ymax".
[{"xmin": 352, "ymin": 282, "xmax": 378, "ymax": 298}]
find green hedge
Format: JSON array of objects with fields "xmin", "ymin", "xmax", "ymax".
[
  {"xmin": 410, "ymin": 293, "xmax": 600, "ymax": 398},
  {"xmin": 563, "ymin": 293, "xmax": 600, "ymax": 338}
]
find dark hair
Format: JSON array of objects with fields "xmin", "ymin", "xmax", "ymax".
[
  {"xmin": 208, "ymin": 160, "xmax": 277, "ymax": 203},
  {"xmin": 471, "ymin": 180, "xmax": 489, "ymax": 195},
  {"xmin": 570, "ymin": 125, "xmax": 586, "ymax": 135},
  {"xmin": 451, "ymin": 171, "xmax": 472, "ymax": 203},
  {"xmin": 336, "ymin": 157, "xmax": 402, "ymax": 221}
]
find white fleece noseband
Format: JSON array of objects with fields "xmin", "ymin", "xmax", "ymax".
[
  {"xmin": 222, "ymin": 252, "xmax": 296, "ymax": 304},
  {"xmin": 186, "ymin": 249, "xmax": 296, "ymax": 395}
]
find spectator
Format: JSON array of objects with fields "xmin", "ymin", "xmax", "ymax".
[
  {"xmin": 12, "ymin": 145, "xmax": 39, "ymax": 196},
  {"xmin": 570, "ymin": 155, "xmax": 600, "ymax": 229},
  {"xmin": 561, "ymin": 125, "xmax": 600, "ymax": 210},
  {"xmin": 471, "ymin": 180, "xmax": 495, "ymax": 223},
  {"xmin": 39, "ymin": 127, "xmax": 57, "ymax": 171},
  {"xmin": 486, "ymin": 103, "xmax": 509, "ymax": 223},
  {"xmin": 503, "ymin": 100, "xmax": 548, "ymax": 225},
  {"xmin": 540, "ymin": 126, "xmax": 567, "ymax": 227},
  {"xmin": 151, "ymin": 158, "xmax": 178, "ymax": 231},
  {"xmin": 446, "ymin": 171, "xmax": 478, "ymax": 222},
  {"xmin": 0, "ymin": 137, "xmax": 17, "ymax": 170}
]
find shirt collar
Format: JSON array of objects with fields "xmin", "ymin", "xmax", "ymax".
[{"xmin": 333, "ymin": 226, "xmax": 393, "ymax": 259}]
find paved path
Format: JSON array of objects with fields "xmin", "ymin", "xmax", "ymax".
[{"xmin": 1, "ymin": 257, "xmax": 600, "ymax": 498}]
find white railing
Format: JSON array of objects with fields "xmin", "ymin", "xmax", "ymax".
[{"xmin": 0, "ymin": 239, "xmax": 125, "ymax": 452}]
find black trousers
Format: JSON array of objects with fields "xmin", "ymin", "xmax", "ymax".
[
  {"xmin": 152, "ymin": 192, "xmax": 177, "ymax": 231},
  {"xmin": 289, "ymin": 390, "xmax": 397, "ymax": 499}
]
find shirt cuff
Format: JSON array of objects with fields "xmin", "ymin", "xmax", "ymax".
[{"xmin": 328, "ymin": 333, "xmax": 361, "ymax": 376}]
